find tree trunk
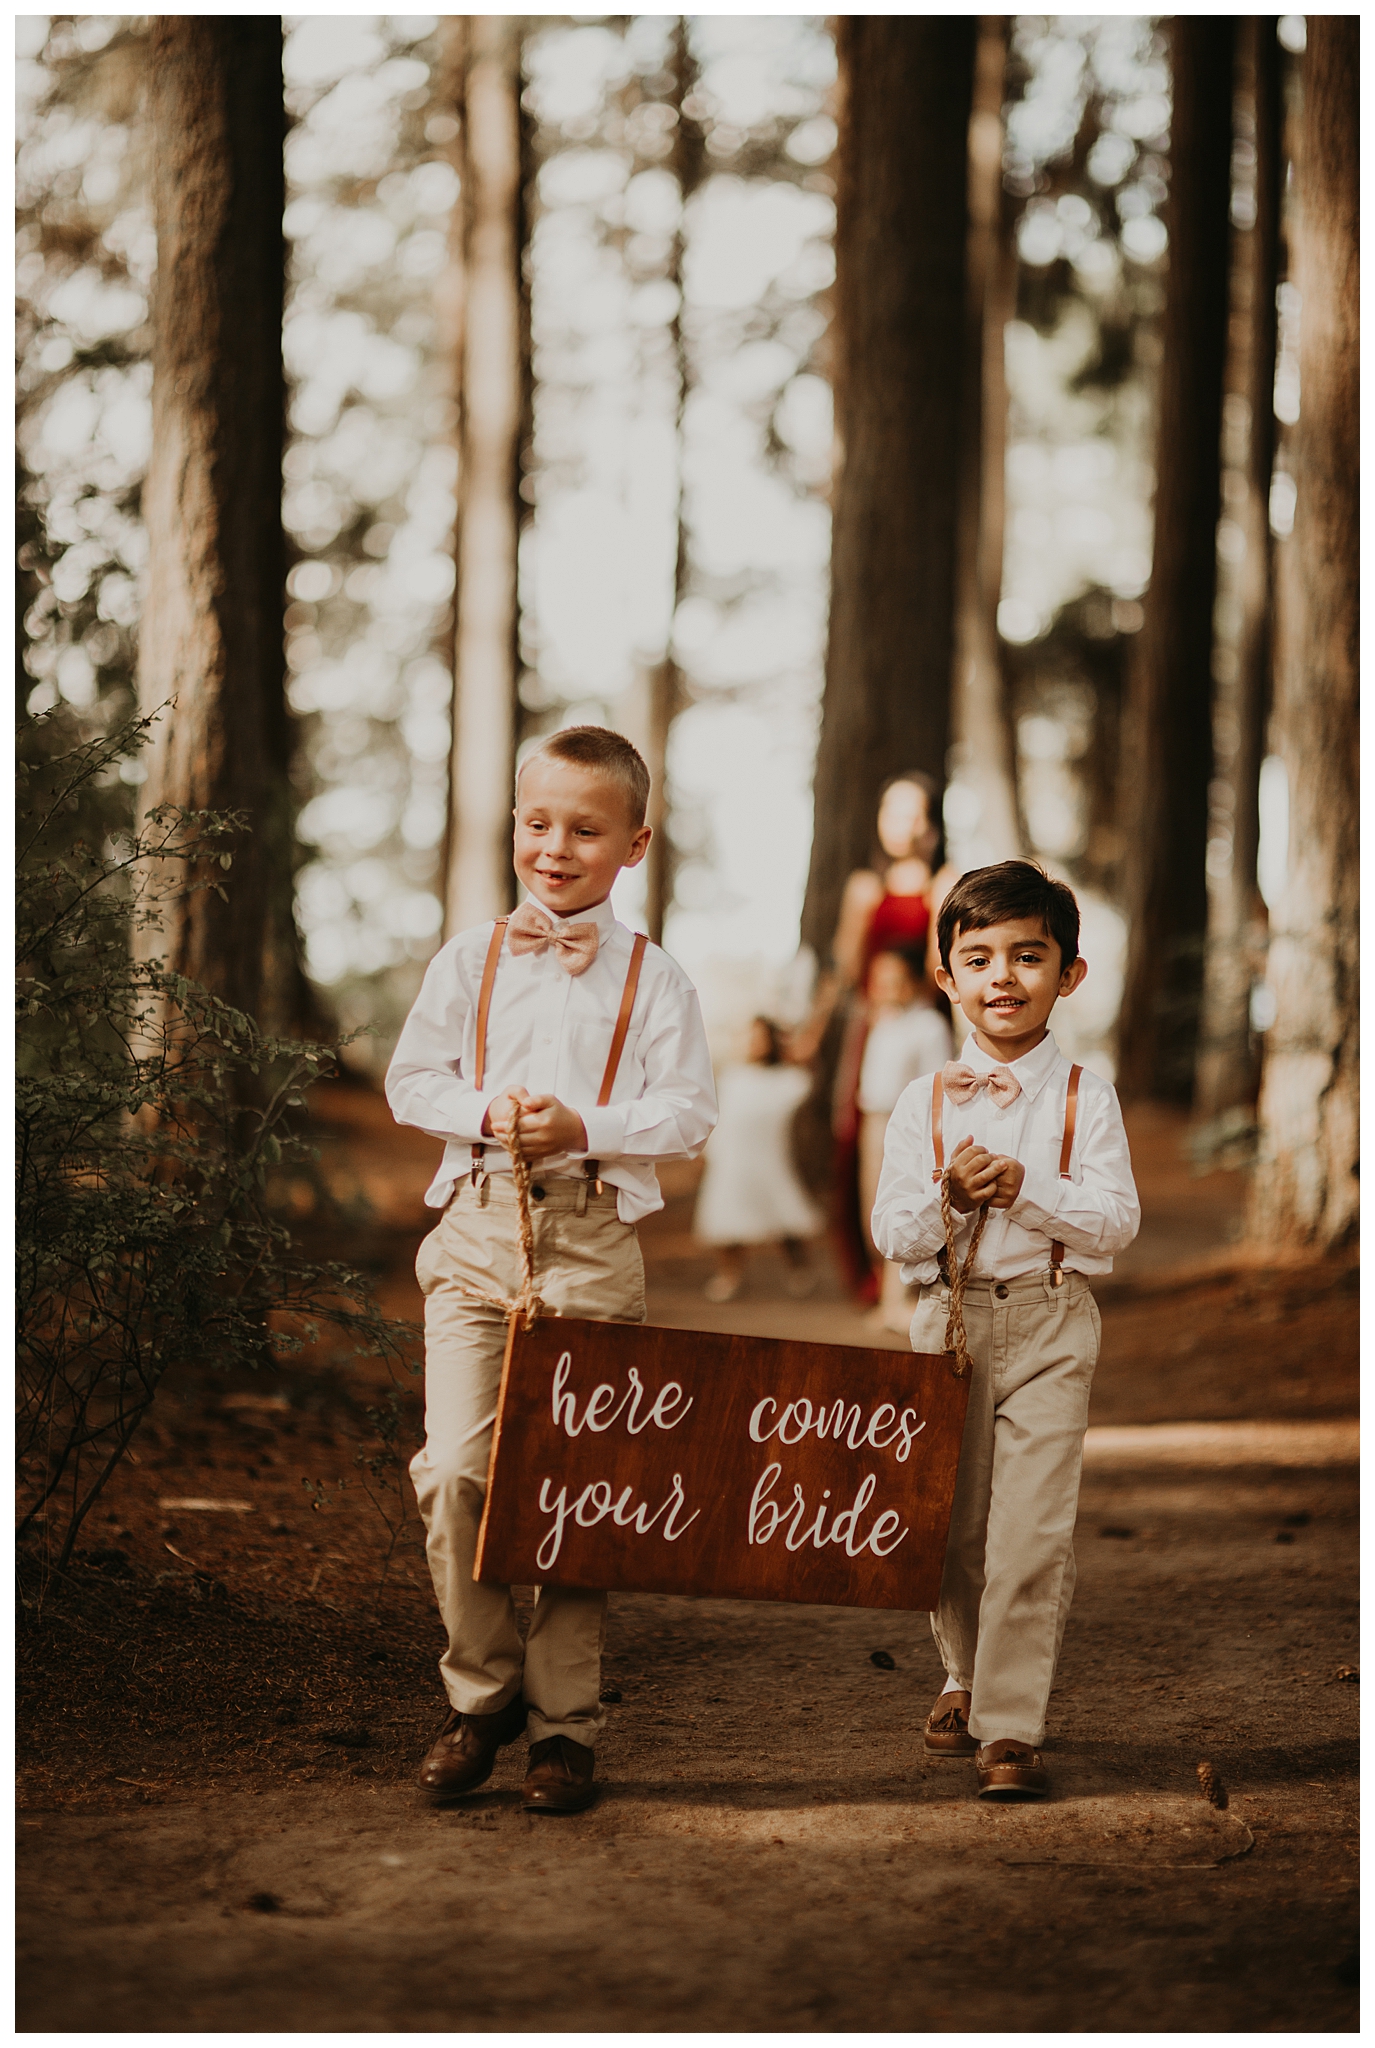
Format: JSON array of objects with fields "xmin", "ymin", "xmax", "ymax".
[
  {"xmin": 1115, "ymin": 18, "xmax": 1235, "ymax": 1101},
  {"xmin": 1247, "ymin": 18, "xmax": 1358, "ymax": 1249},
  {"xmin": 137, "ymin": 18, "xmax": 292, "ymax": 1028},
  {"xmin": 643, "ymin": 18, "xmax": 704, "ymax": 947},
  {"xmin": 800, "ymin": 18, "xmax": 976, "ymax": 960},
  {"xmin": 948, "ymin": 15, "xmax": 1022, "ymax": 872},
  {"xmin": 1194, "ymin": 18, "xmax": 1283, "ymax": 1126},
  {"xmin": 441, "ymin": 16, "xmax": 523, "ymax": 936}
]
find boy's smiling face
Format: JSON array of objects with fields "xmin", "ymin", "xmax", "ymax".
[
  {"xmin": 513, "ymin": 757, "xmax": 651, "ymax": 917},
  {"xmin": 935, "ymin": 915, "xmax": 1087, "ymax": 1063}
]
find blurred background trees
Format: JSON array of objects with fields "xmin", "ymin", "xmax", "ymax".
[{"xmin": 15, "ymin": 13, "xmax": 1358, "ymax": 1250}]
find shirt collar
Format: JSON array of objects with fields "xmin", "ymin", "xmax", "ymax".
[{"xmin": 960, "ymin": 1029, "xmax": 1064, "ymax": 1103}]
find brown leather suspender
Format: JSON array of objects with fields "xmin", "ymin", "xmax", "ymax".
[
  {"xmin": 469, "ymin": 919, "xmax": 510, "ymax": 1178},
  {"xmin": 930, "ymin": 1069, "xmax": 946, "ymax": 1183},
  {"xmin": 469, "ymin": 921, "xmax": 650, "ymax": 1185},
  {"xmin": 1048, "ymin": 1063, "xmax": 1082, "ymax": 1286},
  {"xmin": 930, "ymin": 1060, "xmax": 1083, "ymax": 1282},
  {"xmin": 598, "ymin": 932, "xmax": 648, "ymax": 1107}
]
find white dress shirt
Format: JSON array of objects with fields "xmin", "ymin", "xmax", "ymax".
[
  {"xmin": 385, "ymin": 895, "xmax": 718, "ymax": 1223},
  {"xmin": 870, "ymin": 1031, "xmax": 1140, "ymax": 1283},
  {"xmin": 858, "ymin": 1002, "xmax": 955, "ymax": 1114}
]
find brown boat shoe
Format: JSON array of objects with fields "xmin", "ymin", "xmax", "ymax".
[
  {"xmin": 975, "ymin": 1738, "xmax": 1051, "ymax": 1800},
  {"xmin": 522, "ymin": 1734, "xmax": 597, "ymax": 1814},
  {"xmin": 417, "ymin": 1693, "xmax": 528, "ymax": 1801},
  {"xmin": 924, "ymin": 1688, "xmax": 978, "ymax": 1756}
]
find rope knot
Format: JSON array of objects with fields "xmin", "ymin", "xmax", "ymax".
[{"xmin": 459, "ymin": 1108, "xmax": 546, "ymax": 1329}]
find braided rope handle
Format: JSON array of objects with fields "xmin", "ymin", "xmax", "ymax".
[
  {"xmin": 939, "ymin": 1169, "xmax": 990, "ymax": 1378},
  {"xmin": 458, "ymin": 1106, "xmax": 546, "ymax": 1330}
]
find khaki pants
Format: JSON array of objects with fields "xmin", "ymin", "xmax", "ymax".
[
  {"xmin": 411, "ymin": 1173, "xmax": 646, "ymax": 1746},
  {"xmin": 909, "ymin": 1269, "xmax": 1101, "ymax": 1747}
]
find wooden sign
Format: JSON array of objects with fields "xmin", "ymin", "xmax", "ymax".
[{"xmin": 475, "ymin": 1319, "xmax": 970, "ymax": 1611}]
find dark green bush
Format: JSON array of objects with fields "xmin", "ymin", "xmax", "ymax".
[{"xmin": 16, "ymin": 711, "xmax": 414, "ymax": 1582}]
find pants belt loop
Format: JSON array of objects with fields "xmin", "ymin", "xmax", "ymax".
[
  {"xmin": 477, "ymin": 1174, "xmax": 490, "ymax": 1208},
  {"xmin": 574, "ymin": 1177, "xmax": 589, "ymax": 1216}
]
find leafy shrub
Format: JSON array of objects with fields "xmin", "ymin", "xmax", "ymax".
[{"xmin": 16, "ymin": 711, "xmax": 415, "ymax": 1584}]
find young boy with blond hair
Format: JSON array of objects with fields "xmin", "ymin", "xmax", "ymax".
[
  {"xmin": 386, "ymin": 727, "xmax": 717, "ymax": 1813},
  {"xmin": 872, "ymin": 861, "xmax": 1139, "ymax": 1799}
]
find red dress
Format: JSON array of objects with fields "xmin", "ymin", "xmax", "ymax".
[
  {"xmin": 863, "ymin": 889, "xmax": 931, "ymax": 969},
  {"xmin": 832, "ymin": 891, "xmax": 933, "ymax": 1297}
]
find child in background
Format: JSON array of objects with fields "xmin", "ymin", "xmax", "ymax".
[
  {"xmin": 694, "ymin": 1016, "xmax": 822, "ymax": 1303},
  {"xmin": 857, "ymin": 946, "xmax": 953, "ymax": 1331}
]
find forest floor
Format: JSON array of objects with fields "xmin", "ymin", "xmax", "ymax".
[{"xmin": 17, "ymin": 1082, "xmax": 1359, "ymax": 2033}]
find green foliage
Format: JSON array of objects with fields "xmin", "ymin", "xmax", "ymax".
[{"xmin": 16, "ymin": 711, "xmax": 416, "ymax": 1581}]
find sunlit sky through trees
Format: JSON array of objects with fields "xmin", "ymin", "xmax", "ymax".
[{"xmin": 15, "ymin": 14, "xmax": 1258, "ymax": 1077}]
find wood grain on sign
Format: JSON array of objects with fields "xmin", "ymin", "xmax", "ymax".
[{"xmin": 475, "ymin": 1319, "xmax": 969, "ymax": 1611}]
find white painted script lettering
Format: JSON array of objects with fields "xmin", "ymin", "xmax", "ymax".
[
  {"xmin": 747, "ymin": 1394, "xmax": 926, "ymax": 1461},
  {"xmin": 551, "ymin": 1352, "xmax": 694, "ymax": 1439},
  {"xmin": 536, "ymin": 1472, "xmax": 700, "ymax": 1570},
  {"xmin": 746, "ymin": 1464, "xmax": 909, "ymax": 1558}
]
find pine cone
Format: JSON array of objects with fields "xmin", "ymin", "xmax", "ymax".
[{"xmin": 1197, "ymin": 1759, "xmax": 1228, "ymax": 1809}]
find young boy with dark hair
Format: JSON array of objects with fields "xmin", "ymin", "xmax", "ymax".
[
  {"xmin": 872, "ymin": 860, "xmax": 1139, "ymax": 1798},
  {"xmin": 386, "ymin": 727, "xmax": 717, "ymax": 1814}
]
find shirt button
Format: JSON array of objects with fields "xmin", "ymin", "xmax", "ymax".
[{"xmin": 994, "ymin": 1283, "xmax": 1010, "ymax": 1300}]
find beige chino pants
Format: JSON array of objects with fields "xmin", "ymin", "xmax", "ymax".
[
  {"xmin": 909, "ymin": 1269, "xmax": 1101, "ymax": 1748},
  {"xmin": 411, "ymin": 1172, "xmax": 646, "ymax": 1747}
]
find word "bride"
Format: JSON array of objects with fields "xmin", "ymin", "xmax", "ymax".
[{"xmin": 747, "ymin": 1466, "xmax": 907, "ymax": 1557}]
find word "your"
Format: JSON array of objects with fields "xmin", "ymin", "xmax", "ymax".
[{"xmin": 536, "ymin": 1473, "xmax": 699, "ymax": 1571}]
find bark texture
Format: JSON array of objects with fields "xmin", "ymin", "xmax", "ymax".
[
  {"xmin": 800, "ymin": 18, "xmax": 976, "ymax": 959},
  {"xmin": 1116, "ymin": 18, "xmax": 1235, "ymax": 1100},
  {"xmin": 1194, "ymin": 18, "xmax": 1283, "ymax": 1124},
  {"xmin": 137, "ymin": 18, "xmax": 292, "ymax": 1027},
  {"xmin": 1248, "ymin": 18, "xmax": 1359, "ymax": 1249},
  {"xmin": 441, "ymin": 17, "xmax": 523, "ymax": 935},
  {"xmin": 948, "ymin": 15, "xmax": 1022, "ymax": 869}
]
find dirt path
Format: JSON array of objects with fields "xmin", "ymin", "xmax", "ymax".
[
  {"xmin": 17, "ymin": 1085, "xmax": 1359, "ymax": 2031},
  {"xmin": 17, "ymin": 1454, "xmax": 1357, "ymax": 2032}
]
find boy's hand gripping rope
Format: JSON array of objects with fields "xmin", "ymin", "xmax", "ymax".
[
  {"xmin": 939, "ymin": 1170, "xmax": 990, "ymax": 1377},
  {"xmin": 458, "ymin": 1109, "xmax": 546, "ymax": 1330}
]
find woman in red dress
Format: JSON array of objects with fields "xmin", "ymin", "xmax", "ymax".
[{"xmin": 826, "ymin": 773, "xmax": 956, "ymax": 1301}]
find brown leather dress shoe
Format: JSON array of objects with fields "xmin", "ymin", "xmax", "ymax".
[
  {"xmin": 418, "ymin": 1693, "xmax": 527, "ymax": 1800},
  {"xmin": 521, "ymin": 1735, "xmax": 597, "ymax": 1814},
  {"xmin": 925, "ymin": 1689, "xmax": 978, "ymax": 1756},
  {"xmin": 975, "ymin": 1738, "xmax": 1050, "ymax": 1800}
]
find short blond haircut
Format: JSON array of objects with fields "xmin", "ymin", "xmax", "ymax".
[{"xmin": 519, "ymin": 726, "xmax": 651, "ymax": 827}]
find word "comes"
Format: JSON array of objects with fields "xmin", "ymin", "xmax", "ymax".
[{"xmin": 749, "ymin": 1396, "xmax": 926, "ymax": 1462}]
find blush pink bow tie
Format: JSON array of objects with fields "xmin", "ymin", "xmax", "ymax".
[
  {"xmin": 942, "ymin": 1060, "xmax": 1022, "ymax": 1108},
  {"xmin": 506, "ymin": 899, "xmax": 601, "ymax": 975}
]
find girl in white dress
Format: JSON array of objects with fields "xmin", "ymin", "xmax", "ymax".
[{"xmin": 694, "ymin": 1017, "xmax": 822, "ymax": 1302}]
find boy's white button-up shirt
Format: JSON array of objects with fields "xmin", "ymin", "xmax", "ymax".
[
  {"xmin": 871, "ymin": 1031, "xmax": 1140, "ymax": 1282},
  {"xmin": 385, "ymin": 895, "xmax": 718, "ymax": 1223}
]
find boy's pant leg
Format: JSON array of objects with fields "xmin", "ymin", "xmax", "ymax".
[
  {"xmin": 411, "ymin": 1177, "xmax": 645, "ymax": 1748},
  {"xmin": 915, "ymin": 1275, "xmax": 1099, "ymax": 1747}
]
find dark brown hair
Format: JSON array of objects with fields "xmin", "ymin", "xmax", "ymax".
[
  {"xmin": 521, "ymin": 726, "xmax": 651, "ymax": 826},
  {"xmin": 936, "ymin": 860, "xmax": 1080, "ymax": 972}
]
